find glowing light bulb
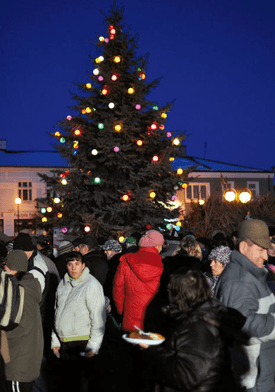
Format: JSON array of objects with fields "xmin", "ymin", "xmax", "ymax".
[
  {"xmin": 104, "ymin": 38, "xmax": 109, "ymax": 43},
  {"xmin": 114, "ymin": 124, "xmax": 122, "ymax": 132},
  {"xmin": 98, "ymin": 76, "xmax": 104, "ymax": 82},
  {"xmin": 182, "ymin": 183, "xmax": 188, "ymax": 189},
  {"xmin": 128, "ymin": 87, "xmax": 135, "ymax": 94},
  {"xmin": 173, "ymin": 138, "xmax": 180, "ymax": 146},
  {"xmin": 74, "ymin": 129, "xmax": 81, "ymax": 136},
  {"xmin": 99, "ymin": 36, "xmax": 104, "ymax": 42},
  {"xmin": 114, "ymin": 146, "xmax": 120, "ymax": 152},
  {"xmin": 169, "ymin": 157, "xmax": 175, "ymax": 161},
  {"xmin": 62, "ymin": 227, "xmax": 68, "ymax": 233},
  {"xmin": 111, "ymin": 75, "xmax": 117, "ymax": 81},
  {"xmin": 114, "ymin": 56, "xmax": 121, "ymax": 63},
  {"xmin": 95, "ymin": 57, "xmax": 100, "ymax": 64},
  {"xmin": 61, "ymin": 179, "xmax": 67, "ymax": 185},
  {"xmin": 136, "ymin": 140, "xmax": 143, "ymax": 146},
  {"xmin": 150, "ymin": 123, "xmax": 157, "ymax": 130},
  {"xmin": 40, "ymin": 207, "xmax": 46, "ymax": 214},
  {"xmin": 94, "ymin": 177, "xmax": 101, "ymax": 184},
  {"xmin": 98, "ymin": 123, "xmax": 104, "ymax": 129},
  {"xmin": 91, "ymin": 149, "xmax": 98, "ymax": 155},
  {"xmin": 60, "ymin": 137, "xmax": 66, "ymax": 144},
  {"xmin": 53, "ymin": 197, "xmax": 60, "ymax": 204},
  {"xmin": 47, "ymin": 207, "xmax": 53, "ymax": 213},
  {"xmin": 161, "ymin": 113, "xmax": 167, "ymax": 119},
  {"xmin": 149, "ymin": 191, "xmax": 156, "ymax": 199},
  {"xmin": 110, "ymin": 28, "xmax": 116, "ymax": 34},
  {"xmin": 54, "ymin": 131, "xmax": 61, "ymax": 137},
  {"xmin": 177, "ymin": 168, "xmax": 183, "ymax": 175},
  {"xmin": 84, "ymin": 225, "xmax": 91, "ymax": 233},
  {"xmin": 98, "ymin": 56, "xmax": 104, "ymax": 62},
  {"xmin": 86, "ymin": 107, "xmax": 92, "ymax": 113},
  {"xmin": 119, "ymin": 236, "xmax": 125, "ymax": 243},
  {"xmin": 176, "ymin": 221, "xmax": 182, "ymax": 227},
  {"xmin": 42, "ymin": 217, "xmax": 48, "ymax": 223},
  {"xmin": 152, "ymin": 155, "xmax": 159, "ymax": 162},
  {"xmin": 166, "ymin": 132, "xmax": 172, "ymax": 138},
  {"xmin": 86, "ymin": 83, "xmax": 92, "ymax": 89},
  {"xmin": 81, "ymin": 109, "xmax": 86, "ymax": 114},
  {"xmin": 108, "ymin": 102, "xmax": 115, "ymax": 109},
  {"xmin": 66, "ymin": 115, "xmax": 72, "ymax": 120},
  {"xmin": 135, "ymin": 104, "xmax": 141, "ymax": 110},
  {"xmin": 122, "ymin": 194, "xmax": 129, "ymax": 201},
  {"xmin": 93, "ymin": 68, "xmax": 99, "ymax": 75},
  {"xmin": 102, "ymin": 88, "xmax": 108, "ymax": 95},
  {"xmin": 153, "ymin": 106, "xmax": 158, "ymax": 110},
  {"xmin": 159, "ymin": 124, "xmax": 165, "ymax": 130},
  {"xmin": 57, "ymin": 212, "xmax": 63, "ymax": 218}
]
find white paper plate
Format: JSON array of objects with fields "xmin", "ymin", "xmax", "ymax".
[{"xmin": 122, "ymin": 334, "xmax": 165, "ymax": 345}]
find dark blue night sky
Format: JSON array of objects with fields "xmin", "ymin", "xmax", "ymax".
[{"xmin": 1, "ymin": 0, "xmax": 275, "ymax": 170}]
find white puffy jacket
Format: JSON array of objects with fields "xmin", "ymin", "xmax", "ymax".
[{"xmin": 51, "ymin": 267, "xmax": 106, "ymax": 354}]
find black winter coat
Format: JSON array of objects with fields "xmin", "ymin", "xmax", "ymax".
[{"xmin": 143, "ymin": 298, "xmax": 244, "ymax": 392}]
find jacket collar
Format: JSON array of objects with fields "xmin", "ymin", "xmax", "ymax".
[
  {"xmin": 231, "ymin": 249, "xmax": 268, "ymax": 283},
  {"xmin": 64, "ymin": 266, "xmax": 90, "ymax": 287}
]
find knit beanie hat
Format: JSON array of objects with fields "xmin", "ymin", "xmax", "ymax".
[
  {"xmin": 208, "ymin": 245, "xmax": 232, "ymax": 266},
  {"xmin": 5, "ymin": 250, "xmax": 28, "ymax": 272},
  {"xmin": 139, "ymin": 230, "xmax": 164, "ymax": 248},
  {"xmin": 58, "ymin": 241, "xmax": 73, "ymax": 256},
  {"xmin": 13, "ymin": 233, "xmax": 35, "ymax": 251},
  {"xmin": 101, "ymin": 240, "xmax": 122, "ymax": 252},
  {"xmin": 126, "ymin": 237, "xmax": 137, "ymax": 246}
]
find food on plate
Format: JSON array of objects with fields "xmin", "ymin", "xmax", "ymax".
[{"xmin": 128, "ymin": 331, "xmax": 165, "ymax": 340}]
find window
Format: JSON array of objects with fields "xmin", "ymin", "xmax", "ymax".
[
  {"xmin": 247, "ymin": 182, "xmax": 259, "ymax": 200},
  {"xmin": 18, "ymin": 182, "xmax": 32, "ymax": 201},
  {"xmin": 186, "ymin": 183, "xmax": 209, "ymax": 201}
]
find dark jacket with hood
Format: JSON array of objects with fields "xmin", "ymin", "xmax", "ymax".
[
  {"xmin": 5, "ymin": 273, "xmax": 43, "ymax": 383},
  {"xmin": 142, "ymin": 297, "xmax": 243, "ymax": 392},
  {"xmin": 113, "ymin": 247, "xmax": 163, "ymax": 332}
]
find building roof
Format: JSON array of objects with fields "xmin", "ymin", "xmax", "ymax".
[
  {"xmin": 0, "ymin": 149, "xmax": 67, "ymax": 167},
  {"xmin": 172, "ymin": 156, "xmax": 273, "ymax": 173},
  {"xmin": 0, "ymin": 148, "xmax": 273, "ymax": 175}
]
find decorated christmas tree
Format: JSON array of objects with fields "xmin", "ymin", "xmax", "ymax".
[{"xmin": 38, "ymin": 4, "xmax": 186, "ymax": 238}]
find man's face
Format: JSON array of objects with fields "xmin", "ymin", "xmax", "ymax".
[
  {"xmin": 67, "ymin": 259, "xmax": 85, "ymax": 279},
  {"xmin": 240, "ymin": 241, "xmax": 268, "ymax": 268},
  {"xmin": 79, "ymin": 244, "xmax": 89, "ymax": 255}
]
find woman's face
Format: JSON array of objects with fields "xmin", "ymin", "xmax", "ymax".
[
  {"xmin": 210, "ymin": 259, "xmax": 225, "ymax": 276},
  {"xmin": 67, "ymin": 259, "xmax": 85, "ymax": 279}
]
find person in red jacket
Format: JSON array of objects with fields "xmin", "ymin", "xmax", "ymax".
[{"xmin": 113, "ymin": 230, "xmax": 164, "ymax": 332}]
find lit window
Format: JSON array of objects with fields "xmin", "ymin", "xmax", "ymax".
[{"xmin": 18, "ymin": 182, "xmax": 32, "ymax": 201}]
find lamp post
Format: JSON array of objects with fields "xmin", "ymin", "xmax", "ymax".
[{"xmin": 15, "ymin": 197, "xmax": 22, "ymax": 235}]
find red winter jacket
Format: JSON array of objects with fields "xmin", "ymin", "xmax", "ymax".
[{"xmin": 113, "ymin": 247, "xmax": 163, "ymax": 332}]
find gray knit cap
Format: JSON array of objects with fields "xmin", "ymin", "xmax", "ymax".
[
  {"xmin": 5, "ymin": 250, "xmax": 28, "ymax": 272},
  {"xmin": 58, "ymin": 241, "xmax": 73, "ymax": 256},
  {"xmin": 208, "ymin": 245, "xmax": 232, "ymax": 266}
]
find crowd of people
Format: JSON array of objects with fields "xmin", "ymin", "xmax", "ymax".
[{"xmin": 0, "ymin": 219, "xmax": 275, "ymax": 392}]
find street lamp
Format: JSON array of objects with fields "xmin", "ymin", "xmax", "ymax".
[
  {"xmin": 15, "ymin": 197, "xmax": 22, "ymax": 235},
  {"xmin": 223, "ymin": 188, "xmax": 252, "ymax": 204}
]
